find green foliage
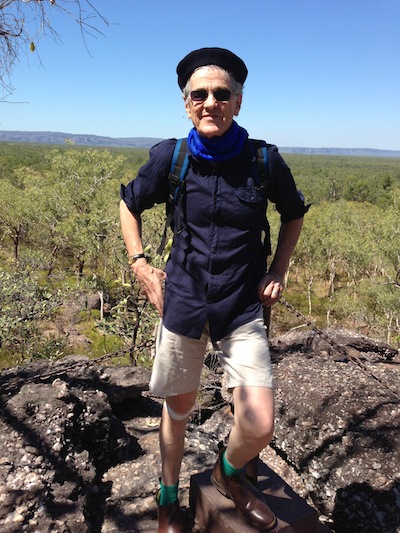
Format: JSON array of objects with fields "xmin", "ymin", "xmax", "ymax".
[
  {"xmin": 0, "ymin": 142, "xmax": 399, "ymax": 370},
  {"xmin": 95, "ymin": 274, "xmax": 159, "ymax": 368},
  {"xmin": 0, "ymin": 143, "xmax": 53, "ymax": 180},
  {"xmin": 37, "ymin": 148, "xmax": 125, "ymax": 273},
  {"xmin": 289, "ymin": 198, "xmax": 400, "ymax": 343},
  {"xmin": 284, "ymin": 153, "xmax": 400, "ymax": 207},
  {"xmin": 79, "ymin": 313, "xmax": 125, "ymax": 358},
  {"xmin": 0, "ymin": 266, "xmax": 65, "ymax": 364}
]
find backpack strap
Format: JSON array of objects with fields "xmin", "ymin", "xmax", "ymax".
[
  {"xmin": 248, "ymin": 139, "xmax": 272, "ymax": 257},
  {"xmin": 157, "ymin": 139, "xmax": 189, "ymax": 255},
  {"xmin": 169, "ymin": 138, "xmax": 190, "ymax": 205},
  {"xmin": 158, "ymin": 138, "xmax": 271, "ymax": 257},
  {"xmin": 248, "ymin": 139, "xmax": 269, "ymax": 189}
]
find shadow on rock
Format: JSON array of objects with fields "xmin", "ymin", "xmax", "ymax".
[{"xmin": 333, "ymin": 481, "xmax": 400, "ymax": 533}]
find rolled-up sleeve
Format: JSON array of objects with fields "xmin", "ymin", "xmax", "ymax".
[
  {"xmin": 268, "ymin": 146, "xmax": 309, "ymax": 222},
  {"xmin": 120, "ymin": 139, "xmax": 176, "ymax": 214}
]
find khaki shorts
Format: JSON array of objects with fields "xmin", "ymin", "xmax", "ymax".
[{"xmin": 149, "ymin": 314, "xmax": 274, "ymax": 397}]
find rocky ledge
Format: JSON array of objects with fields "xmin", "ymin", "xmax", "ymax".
[{"xmin": 0, "ymin": 329, "xmax": 398, "ymax": 532}]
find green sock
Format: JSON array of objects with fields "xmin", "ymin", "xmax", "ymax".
[
  {"xmin": 222, "ymin": 450, "xmax": 245, "ymax": 477},
  {"xmin": 158, "ymin": 480, "xmax": 178, "ymax": 506}
]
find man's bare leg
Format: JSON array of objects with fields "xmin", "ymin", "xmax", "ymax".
[
  {"xmin": 226, "ymin": 386, "xmax": 274, "ymax": 468},
  {"xmin": 211, "ymin": 386, "xmax": 277, "ymax": 530},
  {"xmin": 156, "ymin": 390, "xmax": 197, "ymax": 532},
  {"xmin": 159, "ymin": 389, "xmax": 198, "ymax": 486}
]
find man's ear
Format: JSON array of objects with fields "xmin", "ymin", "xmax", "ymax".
[
  {"xmin": 184, "ymin": 96, "xmax": 192, "ymax": 119},
  {"xmin": 234, "ymin": 94, "xmax": 243, "ymax": 116}
]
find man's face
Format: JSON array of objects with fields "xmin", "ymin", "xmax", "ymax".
[{"xmin": 184, "ymin": 67, "xmax": 242, "ymax": 138}]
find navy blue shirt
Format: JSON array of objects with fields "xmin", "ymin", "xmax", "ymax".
[{"xmin": 121, "ymin": 138, "xmax": 307, "ymax": 342}]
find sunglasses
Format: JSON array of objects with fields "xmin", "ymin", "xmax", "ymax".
[{"xmin": 190, "ymin": 88, "xmax": 232, "ymax": 103}]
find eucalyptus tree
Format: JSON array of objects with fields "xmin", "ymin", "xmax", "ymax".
[
  {"xmin": 0, "ymin": 265, "xmax": 65, "ymax": 364},
  {"xmin": 0, "ymin": 166, "xmax": 41, "ymax": 259},
  {"xmin": 40, "ymin": 148, "xmax": 125, "ymax": 276}
]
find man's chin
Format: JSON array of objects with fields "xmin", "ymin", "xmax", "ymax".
[{"xmin": 197, "ymin": 125, "xmax": 227, "ymax": 138}]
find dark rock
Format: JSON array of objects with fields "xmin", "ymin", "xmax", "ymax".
[
  {"xmin": 0, "ymin": 364, "xmax": 141, "ymax": 532},
  {"xmin": 270, "ymin": 328, "xmax": 398, "ymax": 362},
  {"xmin": 86, "ymin": 293, "xmax": 102, "ymax": 310},
  {"xmin": 98, "ymin": 366, "xmax": 150, "ymax": 404},
  {"xmin": 0, "ymin": 329, "xmax": 398, "ymax": 532},
  {"xmin": 333, "ymin": 482, "xmax": 400, "ymax": 533},
  {"xmin": 270, "ymin": 338, "xmax": 400, "ymax": 533}
]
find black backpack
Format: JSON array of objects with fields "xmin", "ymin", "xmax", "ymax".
[{"xmin": 157, "ymin": 138, "xmax": 271, "ymax": 256}]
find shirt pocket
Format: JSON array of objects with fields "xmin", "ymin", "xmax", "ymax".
[
  {"xmin": 234, "ymin": 186, "xmax": 263, "ymax": 205},
  {"xmin": 227, "ymin": 186, "xmax": 264, "ymax": 230}
]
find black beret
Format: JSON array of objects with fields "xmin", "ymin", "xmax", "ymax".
[{"xmin": 177, "ymin": 47, "xmax": 248, "ymax": 89}]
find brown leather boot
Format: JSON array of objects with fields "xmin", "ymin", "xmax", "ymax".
[
  {"xmin": 245, "ymin": 454, "xmax": 259, "ymax": 485},
  {"xmin": 211, "ymin": 447, "xmax": 277, "ymax": 531},
  {"xmin": 156, "ymin": 491, "xmax": 185, "ymax": 533}
]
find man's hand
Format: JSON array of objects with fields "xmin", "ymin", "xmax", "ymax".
[
  {"xmin": 258, "ymin": 218, "xmax": 303, "ymax": 307},
  {"xmin": 258, "ymin": 271, "xmax": 284, "ymax": 307},
  {"xmin": 132, "ymin": 260, "xmax": 167, "ymax": 316}
]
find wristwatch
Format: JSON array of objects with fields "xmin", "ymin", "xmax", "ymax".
[{"xmin": 128, "ymin": 253, "xmax": 147, "ymax": 265}]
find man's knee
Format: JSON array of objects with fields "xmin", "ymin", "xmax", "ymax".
[
  {"xmin": 256, "ymin": 417, "xmax": 274, "ymax": 444},
  {"xmin": 164, "ymin": 391, "xmax": 197, "ymax": 421},
  {"xmin": 163, "ymin": 400, "xmax": 192, "ymax": 421},
  {"xmin": 234, "ymin": 386, "xmax": 274, "ymax": 444},
  {"xmin": 239, "ymin": 415, "xmax": 274, "ymax": 445}
]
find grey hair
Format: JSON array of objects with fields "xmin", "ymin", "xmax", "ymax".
[{"xmin": 182, "ymin": 65, "xmax": 244, "ymax": 101}]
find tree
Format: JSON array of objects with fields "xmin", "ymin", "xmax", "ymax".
[
  {"xmin": 0, "ymin": 167, "xmax": 37, "ymax": 259},
  {"xmin": 39, "ymin": 148, "xmax": 125, "ymax": 276},
  {"xmin": 0, "ymin": 0, "xmax": 108, "ymax": 97},
  {"xmin": 0, "ymin": 266, "xmax": 64, "ymax": 363}
]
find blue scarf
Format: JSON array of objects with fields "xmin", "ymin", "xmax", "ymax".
[{"xmin": 187, "ymin": 121, "xmax": 248, "ymax": 162}]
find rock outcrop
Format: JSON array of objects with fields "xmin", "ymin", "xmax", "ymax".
[
  {"xmin": 0, "ymin": 329, "xmax": 398, "ymax": 532},
  {"xmin": 270, "ymin": 329, "xmax": 400, "ymax": 533}
]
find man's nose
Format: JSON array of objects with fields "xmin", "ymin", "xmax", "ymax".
[{"xmin": 204, "ymin": 91, "xmax": 218, "ymax": 106}]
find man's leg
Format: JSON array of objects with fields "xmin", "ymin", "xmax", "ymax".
[
  {"xmin": 160, "ymin": 390, "xmax": 198, "ymax": 486},
  {"xmin": 150, "ymin": 322, "xmax": 208, "ymax": 531},
  {"xmin": 210, "ymin": 316, "xmax": 277, "ymax": 530},
  {"xmin": 212, "ymin": 316, "xmax": 275, "ymax": 468},
  {"xmin": 156, "ymin": 390, "xmax": 197, "ymax": 533},
  {"xmin": 226, "ymin": 385, "xmax": 274, "ymax": 468},
  {"xmin": 211, "ymin": 386, "xmax": 277, "ymax": 530}
]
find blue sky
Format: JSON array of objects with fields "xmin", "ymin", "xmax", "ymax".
[{"xmin": 1, "ymin": 0, "xmax": 399, "ymax": 150}]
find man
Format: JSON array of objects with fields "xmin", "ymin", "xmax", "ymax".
[{"xmin": 120, "ymin": 47, "xmax": 307, "ymax": 532}]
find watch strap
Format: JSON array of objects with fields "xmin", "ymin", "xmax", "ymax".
[{"xmin": 128, "ymin": 253, "xmax": 147, "ymax": 265}]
